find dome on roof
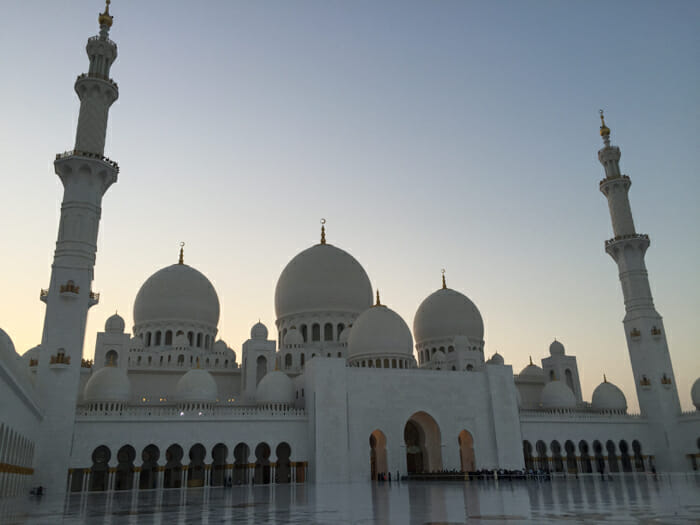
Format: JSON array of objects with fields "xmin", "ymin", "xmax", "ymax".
[
  {"xmin": 256, "ymin": 370, "xmax": 295, "ymax": 407},
  {"xmin": 133, "ymin": 263, "xmax": 220, "ymax": 329},
  {"xmin": 175, "ymin": 369, "xmax": 217, "ymax": 403},
  {"xmin": 339, "ymin": 326, "xmax": 352, "ymax": 343},
  {"xmin": 690, "ymin": 378, "xmax": 700, "ymax": 411},
  {"xmin": 549, "ymin": 339, "xmax": 565, "ymax": 356},
  {"xmin": 413, "ymin": 287, "xmax": 484, "ymax": 345},
  {"xmin": 251, "ymin": 322, "xmax": 268, "ymax": 340},
  {"xmin": 0, "ymin": 328, "xmax": 17, "ymax": 357},
  {"xmin": 591, "ymin": 379, "xmax": 627, "ymax": 412},
  {"xmin": 105, "ymin": 313, "xmax": 125, "ymax": 333},
  {"xmin": 275, "ymin": 243, "xmax": 373, "ymax": 320},
  {"xmin": 488, "ymin": 352, "xmax": 504, "ymax": 365},
  {"xmin": 347, "ymin": 304, "xmax": 413, "ymax": 362},
  {"xmin": 285, "ymin": 328, "xmax": 304, "ymax": 347},
  {"xmin": 519, "ymin": 361, "xmax": 545, "ymax": 379},
  {"xmin": 540, "ymin": 380, "xmax": 576, "ymax": 409},
  {"xmin": 84, "ymin": 366, "xmax": 131, "ymax": 402}
]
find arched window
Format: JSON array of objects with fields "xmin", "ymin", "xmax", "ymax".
[
  {"xmin": 165, "ymin": 331, "xmax": 173, "ymax": 345},
  {"xmin": 312, "ymin": 324, "xmax": 321, "ymax": 341},
  {"xmin": 549, "ymin": 370, "xmax": 555, "ymax": 381},
  {"xmin": 337, "ymin": 323, "xmax": 345, "ymax": 341},
  {"xmin": 300, "ymin": 325, "xmax": 308, "ymax": 342},
  {"xmin": 466, "ymin": 364, "xmax": 474, "ymax": 371},
  {"xmin": 285, "ymin": 353, "xmax": 292, "ymax": 369},
  {"xmin": 324, "ymin": 323, "xmax": 333, "ymax": 341},
  {"xmin": 375, "ymin": 359, "xmax": 381, "ymax": 368},
  {"xmin": 300, "ymin": 353, "xmax": 305, "ymax": 367},
  {"xmin": 187, "ymin": 332, "xmax": 194, "ymax": 346},
  {"xmin": 565, "ymin": 369, "xmax": 574, "ymax": 392},
  {"xmin": 196, "ymin": 333, "xmax": 202, "ymax": 348},
  {"xmin": 105, "ymin": 350, "xmax": 118, "ymax": 367},
  {"xmin": 155, "ymin": 332, "xmax": 162, "ymax": 346},
  {"xmin": 448, "ymin": 346, "xmax": 454, "ymax": 353},
  {"xmin": 256, "ymin": 356, "xmax": 267, "ymax": 386},
  {"xmin": 145, "ymin": 333, "xmax": 151, "ymax": 347}
]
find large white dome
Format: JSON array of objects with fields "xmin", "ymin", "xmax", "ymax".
[
  {"xmin": 175, "ymin": 369, "xmax": 218, "ymax": 403},
  {"xmin": 413, "ymin": 287, "xmax": 484, "ymax": 345},
  {"xmin": 591, "ymin": 379, "xmax": 627, "ymax": 412},
  {"xmin": 84, "ymin": 366, "xmax": 131, "ymax": 402},
  {"xmin": 256, "ymin": 370, "xmax": 295, "ymax": 407},
  {"xmin": 540, "ymin": 380, "xmax": 576, "ymax": 409},
  {"xmin": 133, "ymin": 263, "xmax": 220, "ymax": 328},
  {"xmin": 348, "ymin": 304, "xmax": 413, "ymax": 361},
  {"xmin": 275, "ymin": 243, "xmax": 373, "ymax": 319}
]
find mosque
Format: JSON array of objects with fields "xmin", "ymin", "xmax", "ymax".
[{"xmin": 1, "ymin": 2, "xmax": 699, "ymax": 498}]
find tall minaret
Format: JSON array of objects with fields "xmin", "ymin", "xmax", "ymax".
[
  {"xmin": 598, "ymin": 111, "xmax": 683, "ymax": 471},
  {"xmin": 33, "ymin": 1, "xmax": 120, "ymax": 491}
]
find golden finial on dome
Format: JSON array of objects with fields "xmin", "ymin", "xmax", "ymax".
[
  {"xmin": 529, "ymin": 355, "xmax": 533, "ymax": 366},
  {"xmin": 599, "ymin": 109, "xmax": 610, "ymax": 137},
  {"xmin": 178, "ymin": 242, "xmax": 185, "ymax": 264},
  {"xmin": 320, "ymin": 218, "xmax": 326, "ymax": 245},
  {"xmin": 441, "ymin": 268, "xmax": 446, "ymax": 289},
  {"xmin": 603, "ymin": 373, "xmax": 608, "ymax": 383},
  {"xmin": 375, "ymin": 289, "xmax": 381, "ymax": 306},
  {"xmin": 98, "ymin": 0, "xmax": 113, "ymax": 28}
]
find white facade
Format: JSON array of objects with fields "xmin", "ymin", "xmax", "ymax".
[{"xmin": 1, "ymin": 5, "xmax": 699, "ymax": 499}]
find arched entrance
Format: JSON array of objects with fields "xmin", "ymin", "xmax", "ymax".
[
  {"xmin": 187, "ymin": 444, "xmax": 206, "ymax": 487},
  {"xmin": 369, "ymin": 429, "xmax": 388, "ymax": 480},
  {"xmin": 404, "ymin": 411, "xmax": 442, "ymax": 474},
  {"xmin": 233, "ymin": 443, "xmax": 250, "ymax": 485},
  {"xmin": 275, "ymin": 442, "xmax": 292, "ymax": 483},
  {"xmin": 115, "ymin": 445, "xmax": 135, "ymax": 490},
  {"xmin": 164, "ymin": 444, "xmax": 183, "ymax": 488},
  {"xmin": 254, "ymin": 442, "xmax": 271, "ymax": 484},
  {"xmin": 211, "ymin": 443, "xmax": 228, "ymax": 486},
  {"xmin": 139, "ymin": 444, "xmax": 159, "ymax": 489},
  {"xmin": 89, "ymin": 445, "xmax": 111, "ymax": 491},
  {"xmin": 458, "ymin": 430, "xmax": 475, "ymax": 472}
]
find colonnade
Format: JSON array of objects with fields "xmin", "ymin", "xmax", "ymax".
[{"xmin": 0, "ymin": 424, "xmax": 35, "ymax": 497}]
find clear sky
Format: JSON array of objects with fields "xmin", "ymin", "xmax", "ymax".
[{"xmin": 0, "ymin": 1, "xmax": 698, "ymax": 411}]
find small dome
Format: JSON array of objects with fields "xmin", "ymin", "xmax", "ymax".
[
  {"xmin": 549, "ymin": 339, "xmax": 565, "ymax": 356},
  {"xmin": 0, "ymin": 328, "xmax": 17, "ymax": 357},
  {"xmin": 348, "ymin": 305, "xmax": 413, "ymax": 361},
  {"xmin": 256, "ymin": 370, "xmax": 295, "ymax": 407},
  {"xmin": 540, "ymin": 380, "xmax": 576, "ymax": 409},
  {"xmin": 591, "ymin": 379, "xmax": 627, "ymax": 412},
  {"xmin": 488, "ymin": 352, "xmax": 504, "ymax": 365},
  {"xmin": 84, "ymin": 366, "xmax": 131, "ymax": 402},
  {"xmin": 133, "ymin": 263, "xmax": 220, "ymax": 329},
  {"xmin": 275, "ymin": 243, "xmax": 373, "ymax": 319},
  {"xmin": 691, "ymin": 378, "xmax": 700, "ymax": 411},
  {"xmin": 175, "ymin": 369, "xmax": 217, "ymax": 403},
  {"xmin": 413, "ymin": 287, "xmax": 484, "ymax": 345},
  {"xmin": 285, "ymin": 328, "xmax": 304, "ymax": 346},
  {"xmin": 105, "ymin": 313, "xmax": 125, "ymax": 333},
  {"xmin": 213, "ymin": 339, "xmax": 228, "ymax": 353},
  {"xmin": 251, "ymin": 321, "xmax": 268, "ymax": 340},
  {"xmin": 519, "ymin": 361, "xmax": 545, "ymax": 379}
]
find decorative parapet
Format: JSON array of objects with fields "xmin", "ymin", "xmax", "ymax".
[
  {"xmin": 519, "ymin": 408, "xmax": 643, "ymax": 420},
  {"xmin": 630, "ymin": 328, "xmax": 641, "ymax": 338},
  {"xmin": 56, "ymin": 150, "xmax": 119, "ymax": 173},
  {"xmin": 76, "ymin": 404, "xmax": 308, "ymax": 420},
  {"xmin": 50, "ymin": 352, "xmax": 70, "ymax": 365},
  {"xmin": 651, "ymin": 326, "xmax": 662, "ymax": 336},
  {"xmin": 599, "ymin": 174, "xmax": 630, "ymax": 187},
  {"xmin": 81, "ymin": 359, "xmax": 93, "ymax": 368},
  {"xmin": 76, "ymin": 72, "xmax": 118, "ymax": 90},
  {"xmin": 60, "ymin": 281, "xmax": 80, "ymax": 294},
  {"xmin": 660, "ymin": 374, "xmax": 672, "ymax": 386},
  {"xmin": 639, "ymin": 375, "xmax": 651, "ymax": 387}
]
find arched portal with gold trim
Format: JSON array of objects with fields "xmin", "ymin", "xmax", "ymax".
[{"xmin": 404, "ymin": 411, "xmax": 442, "ymax": 473}]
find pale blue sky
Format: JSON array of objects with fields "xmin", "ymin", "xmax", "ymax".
[{"xmin": 0, "ymin": 1, "xmax": 698, "ymax": 410}]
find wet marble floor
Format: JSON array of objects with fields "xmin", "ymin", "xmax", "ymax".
[{"xmin": 2, "ymin": 474, "xmax": 699, "ymax": 524}]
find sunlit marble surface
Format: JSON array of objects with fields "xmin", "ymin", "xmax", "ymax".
[{"xmin": 2, "ymin": 474, "xmax": 699, "ymax": 524}]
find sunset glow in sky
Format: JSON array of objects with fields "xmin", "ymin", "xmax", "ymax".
[{"xmin": 0, "ymin": 1, "xmax": 698, "ymax": 410}]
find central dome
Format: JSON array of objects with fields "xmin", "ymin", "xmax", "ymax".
[
  {"xmin": 275, "ymin": 243, "xmax": 373, "ymax": 319},
  {"xmin": 133, "ymin": 264, "xmax": 220, "ymax": 329}
]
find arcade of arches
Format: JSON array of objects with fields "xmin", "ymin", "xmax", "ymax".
[
  {"xmin": 68, "ymin": 442, "xmax": 307, "ymax": 493},
  {"xmin": 370, "ymin": 412, "xmax": 477, "ymax": 480},
  {"xmin": 522, "ymin": 438, "xmax": 653, "ymax": 474}
]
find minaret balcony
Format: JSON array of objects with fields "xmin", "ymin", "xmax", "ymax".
[
  {"xmin": 49, "ymin": 351, "xmax": 71, "ymax": 369},
  {"xmin": 76, "ymin": 72, "xmax": 118, "ymax": 91},
  {"xmin": 88, "ymin": 34, "xmax": 116, "ymax": 47},
  {"xmin": 55, "ymin": 150, "xmax": 120, "ymax": 173},
  {"xmin": 599, "ymin": 174, "xmax": 630, "ymax": 187},
  {"xmin": 604, "ymin": 233, "xmax": 649, "ymax": 248},
  {"xmin": 39, "ymin": 288, "xmax": 49, "ymax": 303},
  {"xmin": 89, "ymin": 291, "xmax": 100, "ymax": 307}
]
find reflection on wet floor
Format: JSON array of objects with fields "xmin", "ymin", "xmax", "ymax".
[{"xmin": 2, "ymin": 473, "xmax": 699, "ymax": 524}]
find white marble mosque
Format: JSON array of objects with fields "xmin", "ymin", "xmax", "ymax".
[{"xmin": 1, "ymin": 2, "xmax": 700, "ymax": 500}]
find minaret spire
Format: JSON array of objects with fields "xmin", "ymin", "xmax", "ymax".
[
  {"xmin": 320, "ymin": 218, "xmax": 326, "ymax": 245},
  {"xmin": 33, "ymin": 3, "xmax": 121, "ymax": 493},
  {"xmin": 598, "ymin": 112, "xmax": 682, "ymax": 470},
  {"xmin": 441, "ymin": 268, "xmax": 447, "ymax": 289}
]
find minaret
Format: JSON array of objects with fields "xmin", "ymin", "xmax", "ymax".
[
  {"xmin": 33, "ymin": 1, "xmax": 120, "ymax": 491},
  {"xmin": 598, "ymin": 111, "xmax": 683, "ymax": 471}
]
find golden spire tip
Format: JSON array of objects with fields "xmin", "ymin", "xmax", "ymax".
[
  {"xmin": 441, "ymin": 268, "xmax": 446, "ymax": 289},
  {"xmin": 178, "ymin": 242, "xmax": 185, "ymax": 264},
  {"xmin": 603, "ymin": 373, "xmax": 607, "ymax": 383},
  {"xmin": 98, "ymin": 0, "xmax": 114, "ymax": 28},
  {"xmin": 529, "ymin": 355, "xmax": 533, "ymax": 366},
  {"xmin": 375, "ymin": 290, "xmax": 381, "ymax": 306},
  {"xmin": 320, "ymin": 218, "xmax": 326, "ymax": 245},
  {"xmin": 599, "ymin": 109, "xmax": 610, "ymax": 137}
]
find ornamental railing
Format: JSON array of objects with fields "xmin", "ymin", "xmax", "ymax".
[
  {"xmin": 599, "ymin": 174, "xmax": 630, "ymax": 187},
  {"xmin": 76, "ymin": 72, "xmax": 118, "ymax": 90},
  {"xmin": 56, "ymin": 150, "xmax": 119, "ymax": 172},
  {"xmin": 605, "ymin": 233, "xmax": 649, "ymax": 247},
  {"xmin": 88, "ymin": 35, "xmax": 116, "ymax": 47},
  {"xmin": 76, "ymin": 404, "xmax": 307, "ymax": 419}
]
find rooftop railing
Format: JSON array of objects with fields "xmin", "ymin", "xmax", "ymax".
[{"xmin": 56, "ymin": 150, "xmax": 119, "ymax": 172}]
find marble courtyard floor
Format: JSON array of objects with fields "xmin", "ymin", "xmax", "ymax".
[{"xmin": 1, "ymin": 474, "xmax": 699, "ymax": 524}]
